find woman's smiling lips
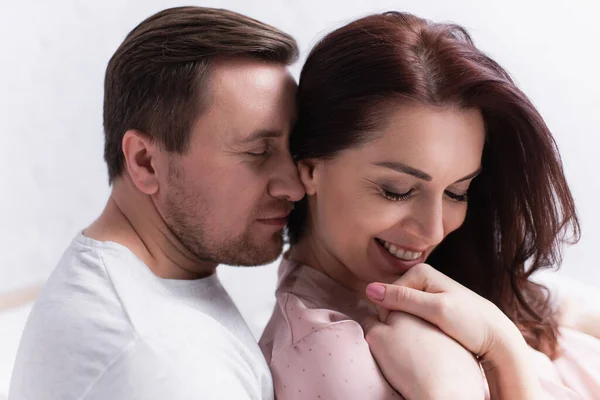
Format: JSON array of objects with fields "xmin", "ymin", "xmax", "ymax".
[{"xmin": 374, "ymin": 238, "xmax": 427, "ymax": 273}]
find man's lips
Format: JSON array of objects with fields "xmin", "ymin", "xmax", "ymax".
[{"xmin": 256, "ymin": 211, "xmax": 292, "ymax": 226}]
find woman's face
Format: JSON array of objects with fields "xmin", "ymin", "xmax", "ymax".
[{"xmin": 299, "ymin": 103, "xmax": 485, "ymax": 286}]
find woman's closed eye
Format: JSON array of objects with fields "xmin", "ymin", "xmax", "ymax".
[
  {"xmin": 381, "ymin": 188, "xmax": 468, "ymax": 202},
  {"xmin": 445, "ymin": 190, "xmax": 468, "ymax": 202},
  {"xmin": 382, "ymin": 188, "xmax": 414, "ymax": 202}
]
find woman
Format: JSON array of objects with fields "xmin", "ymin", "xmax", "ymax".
[{"xmin": 260, "ymin": 11, "xmax": 600, "ymax": 400}]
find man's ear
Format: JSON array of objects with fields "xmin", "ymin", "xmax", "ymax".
[
  {"xmin": 121, "ymin": 130, "xmax": 160, "ymax": 195},
  {"xmin": 297, "ymin": 159, "xmax": 320, "ymax": 196}
]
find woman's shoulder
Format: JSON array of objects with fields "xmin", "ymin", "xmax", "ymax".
[
  {"xmin": 265, "ymin": 306, "xmax": 398, "ymax": 400},
  {"xmin": 261, "ymin": 258, "xmax": 377, "ymax": 361},
  {"xmin": 262, "ymin": 289, "xmax": 362, "ymax": 355}
]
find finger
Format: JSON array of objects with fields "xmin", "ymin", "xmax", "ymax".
[
  {"xmin": 375, "ymin": 304, "xmax": 390, "ymax": 323},
  {"xmin": 360, "ymin": 316, "xmax": 390, "ymax": 350},
  {"xmin": 360, "ymin": 315, "xmax": 384, "ymax": 337},
  {"xmin": 391, "ymin": 263, "xmax": 458, "ymax": 294},
  {"xmin": 366, "ymin": 283, "xmax": 442, "ymax": 324}
]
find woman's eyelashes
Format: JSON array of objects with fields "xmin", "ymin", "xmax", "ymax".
[
  {"xmin": 380, "ymin": 187, "xmax": 469, "ymax": 202},
  {"xmin": 382, "ymin": 188, "xmax": 414, "ymax": 202},
  {"xmin": 445, "ymin": 190, "xmax": 469, "ymax": 202}
]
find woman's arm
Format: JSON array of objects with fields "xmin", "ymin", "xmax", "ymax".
[
  {"xmin": 365, "ymin": 311, "xmax": 487, "ymax": 399},
  {"xmin": 364, "ymin": 263, "xmax": 543, "ymax": 400},
  {"xmin": 478, "ymin": 323, "xmax": 540, "ymax": 399}
]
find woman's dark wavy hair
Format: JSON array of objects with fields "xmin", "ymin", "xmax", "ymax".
[{"xmin": 287, "ymin": 11, "xmax": 580, "ymax": 359}]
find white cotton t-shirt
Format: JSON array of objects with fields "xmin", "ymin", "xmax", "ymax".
[{"xmin": 9, "ymin": 234, "xmax": 274, "ymax": 400}]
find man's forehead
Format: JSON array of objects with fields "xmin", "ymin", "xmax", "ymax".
[
  {"xmin": 209, "ymin": 58, "xmax": 295, "ymax": 99},
  {"xmin": 197, "ymin": 61, "xmax": 296, "ymax": 145}
]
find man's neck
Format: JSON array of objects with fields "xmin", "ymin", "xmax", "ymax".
[{"xmin": 84, "ymin": 177, "xmax": 217, "ymax": 280}]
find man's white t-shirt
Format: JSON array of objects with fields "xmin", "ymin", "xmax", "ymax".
[{"xmin": 9, "ymin": 234, "xmax": 274, "ymax": 400}]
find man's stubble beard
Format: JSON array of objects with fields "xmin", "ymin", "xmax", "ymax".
[{"xmin": 163, "ymin": 167, "xmax": 284, "ymax": 266}]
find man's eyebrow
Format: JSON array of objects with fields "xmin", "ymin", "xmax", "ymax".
[{"xmin": 238, "ymin": 129, "xmax": 282, "ymax": 143}]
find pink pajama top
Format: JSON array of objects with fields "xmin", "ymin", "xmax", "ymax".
[{"xmin": 259, "ymin": 258, "xmax": 600, "ymax": 399}]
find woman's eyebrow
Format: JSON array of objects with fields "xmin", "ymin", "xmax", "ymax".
[
  {"xmin": 373, "ymin": 161, "xmax": 481, "ymax": 183},
  {"xmin": 373, "ymin": 161, "xmax": 432, "ymax": 181}
]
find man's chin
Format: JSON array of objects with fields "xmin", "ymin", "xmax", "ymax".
[
  {"xmin": 246, "ymin": 239, "xmax": 284, "ymax": 266},
  {"xmin": 220, "ymin": 234, "xmax": 284, "ymax": 267}
]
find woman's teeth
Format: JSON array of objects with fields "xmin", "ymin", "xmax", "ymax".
[{"xmin": 380, "ymin": 239, "xmax": 423, "ymax": 261}]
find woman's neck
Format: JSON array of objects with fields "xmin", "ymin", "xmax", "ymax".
[{"xmin": 287, "ymin": 234, "xmax": 368, "ymax": 295}]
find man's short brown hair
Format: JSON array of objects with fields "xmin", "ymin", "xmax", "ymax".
[{"xmin": 103, "ymin": 6, "xmax": 298, "ymax": 183}]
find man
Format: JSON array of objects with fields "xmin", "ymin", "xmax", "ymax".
[{"xmin": 9, "ymin": 6, "xmax": 303, "ymax": 400}]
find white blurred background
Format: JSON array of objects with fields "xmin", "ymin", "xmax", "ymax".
[{"xmin": 1, "ymin": 0, "xmax": 599, "ymax": 396}]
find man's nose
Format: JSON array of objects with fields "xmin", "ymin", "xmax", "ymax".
[{"xmin": 268, "ymin": 153, "xmax": 305, "ymax": 202}]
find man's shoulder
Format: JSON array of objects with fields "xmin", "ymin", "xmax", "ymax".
[
  {"xmin": 10, "ymin": 235, "xmax": 263, "ymax": 399},
  {"xmin": 25, "ymin": 234, "xmax": 137, "ymax": 337},
  {"xmin": 35, "ymin": 234, "xmax": 181, "ymax": 336},
  {"xmin": 9, "ymin": 236, "xmax": 138, "ymax": 395},
  {"xmin": 22, "ymin": 233, "xmax": 246, "ymax": 347}
]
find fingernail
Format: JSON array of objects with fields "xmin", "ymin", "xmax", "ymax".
[{"xmin": 366, "ymin": 283, "xmax": 385, "ymax": 301}]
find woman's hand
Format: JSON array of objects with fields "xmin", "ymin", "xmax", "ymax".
[
  {"xmin": 365, "ymin": 263, "xmax": 509, "ymax": 357},
  {"xmin": 362, "ymin": 263, "xmax": 542, "ymax": 400},
  {"xmin": 363, "ymin": 310, "xmax": 488, "ymax": 400}
]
